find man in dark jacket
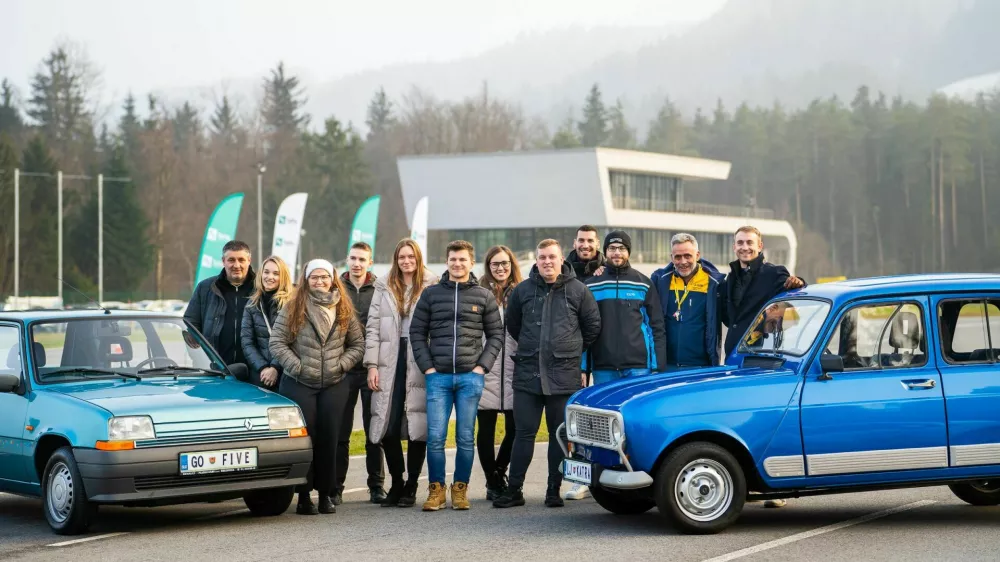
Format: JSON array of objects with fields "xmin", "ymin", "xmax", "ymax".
[
  {"xmin": 334, "ymin": 242, "xmax": 386, "ymax": 505},
  {"xmin": 566, "ymin": 225, "xmax": 605, "ymax": 281},
  {"xmin": 720, "ymin": 226, "xmax": 806, "ymax": 358},
  {"xmin": 651, "ymin": 233, "xmax": 726, "ymax": 369},
  {"xmin": 493, "ymin": 239, "xmax": 601, "ymax": 509},
  {"xmin": 585, "ymin": 230, "xmax": 667, "ymax": 384},
  {"xmin": 184, "ymin": 240, "xmax": 255, "ymax": 366},
  {"xmin": 409, "ymin": 240, "xmax": 504, "ymax": 511}
]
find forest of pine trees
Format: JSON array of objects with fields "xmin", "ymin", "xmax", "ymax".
[{"xmin": 2, "ymin": 45, "xmax": 1000, "ymax": 301}]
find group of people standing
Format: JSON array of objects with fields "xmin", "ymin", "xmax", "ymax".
[{"xmin": 184, "ymin": 223, "xmax": 804, "ymax": 514}]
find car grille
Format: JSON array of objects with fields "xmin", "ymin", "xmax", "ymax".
[
  {"xmin": 135, "ymin": 429, "xmax": 290, "ymax": 448},
  {"xmin": 138, "ymin": 416, "xmax": 280, "ymax": 448},
  {"xmin": 134, "ymin": 466, "xmax": 291, "ymax": 491},
  {"xmin": 574, "ymin": 410, "xmax": 614, "ymax": 447}
]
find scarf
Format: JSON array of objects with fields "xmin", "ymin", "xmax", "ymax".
[{"xmin": 306, "ymin": 288, "xmax": 339, "ymax": 343}]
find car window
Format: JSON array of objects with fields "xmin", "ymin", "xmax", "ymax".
[
  {"xmin": 938, "ymin": 299, "xmax": 999, "ymax": 363},
  {"xmin": 826, "ymin": 302, "xmax": 926, "ymax": 370},
  {"xmin": 739, "ymin": 299, "xmax": 832, "ymax": 356},
  {"xmin": 0, "ymin": 325, "xmax": 22, "ymax": 376}
]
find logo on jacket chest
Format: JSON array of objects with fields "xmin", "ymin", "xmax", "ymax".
[{"xmin": 472, "ymin": 305, "xmax": 479, "ymax": 313}]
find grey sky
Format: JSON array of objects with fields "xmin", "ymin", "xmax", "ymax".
[{"xmin": 3, "ymin": 0, "xmax": 725, "ymax": 101}]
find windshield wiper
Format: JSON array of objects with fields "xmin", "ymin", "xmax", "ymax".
[
  {"xmin": 41, "ymin": 367, "xmax": 141, "ymax": 381},
  {"xmin": 136, "ymin": 366, "xmax": 227, "ymax": 378}
]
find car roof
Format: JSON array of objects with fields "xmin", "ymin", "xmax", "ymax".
[
  {"xmin": 0, "ymin": 309, "xmax": 183, "ymax": 322},
  {"xmin": 790, "ymin": 273, "xmax": 1000, "ymax": 302}
]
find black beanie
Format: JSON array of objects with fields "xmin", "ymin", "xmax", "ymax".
[{"xmin": 603, "ymin": 230, "xmax": 632, "ymax": 254}]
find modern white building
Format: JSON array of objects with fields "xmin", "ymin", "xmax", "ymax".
[{"xmin": 390, "ymin": 147, "xmax": 798, "ymax": 277}]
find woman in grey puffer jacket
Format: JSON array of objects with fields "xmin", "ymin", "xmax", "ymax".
[
  {"xmin": 270, "ymin": 259, "xmax": 364, "ymax": 516},
  {"xmin": 477, "ymin": 246, "xmax": 522, "ymax": 500}
]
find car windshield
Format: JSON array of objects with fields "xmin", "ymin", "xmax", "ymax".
[
  {"xmin": 29, "ymin": 317, "xmax": 223, "ymax": 382},
  {"xmin": 738, "ymin": 299, "xmax": 832, "ymax": 357}
]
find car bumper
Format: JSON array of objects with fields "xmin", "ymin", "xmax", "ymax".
[
  {"xmin": 598, "ymin": 469, "xmax": 654, "ymax": 489},
  {"xmin": 74, "ymin": 437, "xmax": 312, "ymax": 503}
]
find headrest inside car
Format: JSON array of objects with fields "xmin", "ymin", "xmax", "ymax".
[
  {"xmin": 102, "ymin": 336, "xmax": 133, "ymax": 363},
  {"xmin": 33, "ymin": 342, "xmax": 46, "ymax": 368},
  {"xmin": 889, "ymin": 311, "xmax": 921, "ymax": 350},
  {"xmin": 6, "ymin": 345, "xmax": 21, "ymax": 370}
]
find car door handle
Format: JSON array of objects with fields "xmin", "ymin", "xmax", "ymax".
[{"xmin": 902, "ymin": 379, "xmax": 936, "ymax": 390}]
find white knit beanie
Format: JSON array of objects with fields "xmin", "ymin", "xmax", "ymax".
[{"xmin": 305, "ymin": 259, "xmax": 334, "ymax": 279}]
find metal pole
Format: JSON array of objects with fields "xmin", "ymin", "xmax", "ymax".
[
  {"xmin": 98, "ymin": 174, "xmax": 103, "ymax": 304},
  {"xmin": 257, "ymin": 172, "xmax": 266, "ymax": 260},
  {"xmin": 13, "ymin": 168, "xmax": 18, "ymax": 299},
  {"xmin": 57, "ymin": 171, "xmax": 63, "ymax": 302}
]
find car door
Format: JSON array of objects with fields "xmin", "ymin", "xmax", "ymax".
[
  {"xmin": 933, "ymin": 296, "xmax": 1000, "ymax": 467},
  {"xmin": 0, "ymin": 323, "xmax": 29, "ymax": 483},
  {"xmin": 800, "ymin": 297, "xmax": 949, "ymax": 477}
]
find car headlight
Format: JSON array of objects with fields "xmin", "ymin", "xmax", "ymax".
[
  {"xmin": 268, "ymin": 407, "xmax": 305, "ymax": 430},
  {"xmin": 567, "ymin": 411, "xmax": 578, "ymax": 437},
  {"xmin": 611, "ymin": 418, "xmax": 624, "ymax": 445},
  {"xmin": 108, "ymin": 416, "xmax": 155, "ymax": 441}
]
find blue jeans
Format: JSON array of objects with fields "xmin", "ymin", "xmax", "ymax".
[
  {"xmin": 426, "ymin": 373, "xmax": 484, "ymax": 484},
  {"xmin": 591, "ymin": 368, "xmax": 652, "ymax": 386}
]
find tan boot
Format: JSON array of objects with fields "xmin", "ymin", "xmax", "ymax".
[
  {"xmin": 422, "ymin": 482, "xmax": 447, "ymax": 511},
  {"xmin": 451, "ymin": 482, "xmax": 470, "ymax": 510}
]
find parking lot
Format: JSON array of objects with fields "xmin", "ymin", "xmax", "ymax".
[{"xmin": 3, "ymin": 443, "xmax": 1000, "ymax": 561}]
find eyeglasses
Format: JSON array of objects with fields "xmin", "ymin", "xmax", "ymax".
[
  {"xmin": 489, "ymin": 261, "xmax": 511, "ymax": 270},
  {"xmin": 308, "ymin": 275, "xmax": 332, "ymax": 282},
  {"xmin": 606, "ymin": 245, "xmax": 628, "ymax": 253}
]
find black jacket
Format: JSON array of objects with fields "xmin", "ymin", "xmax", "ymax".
[
  {"xmin": 584, "ymin": 262, "xmax": 667, "ymax": 372},
  {"xmin": 342, "ymin": 271, "xmax": 377, "ymax": 377},
  {"xmin": 566, "ymin": 249, "xmax": 606, "ymax": 282},
  {"xmin": 185, "ymin": 267, "xmax": 255, "ymax": 364},
  {"xmin": 409, "ymin": 273, "xmax": 504, "ymax": 375},
  {"xmin": 240, "ymin": 292, "xmax": 282, "ymax": 387},
  {"xmin": 720, "ymin": 254, "xmax": 806, "ymax": 356},
  {"xmin": 506, "ymin": 262, "xmax": 602, "ymax": 396}
]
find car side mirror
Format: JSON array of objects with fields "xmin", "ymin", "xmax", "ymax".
[
  {"xmin": 0, "ymin": 373, "xmax": 21, "ymax": 393},
  {"xmin": 819, "ymin": 355, "xmax": 844, "ymax": 380},
  {"xmin": 227, "ymin": 363, "xmax": 250, "ymax": 382}
]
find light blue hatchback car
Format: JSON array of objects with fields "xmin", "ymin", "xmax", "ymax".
[
  {"xmin": 0, "ymin": 310, "xmax": 312, "ymax": 535},
  {"xmin": 561, "ymin": 274, "xmax": 1000, "ymax": 534}
]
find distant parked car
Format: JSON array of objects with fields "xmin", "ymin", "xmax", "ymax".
[
  {"xmin": 561, "ymin": 274, "xmax": 1000, "ymax": 533},
  {"xmin": 0, "ymin": 310, "xmax": 312, "ymax": 535}
]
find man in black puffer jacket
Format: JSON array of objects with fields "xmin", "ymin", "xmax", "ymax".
[
  {"xmin": 493, "ymin": 239, "xmax": 601, "ymax": 509},
  {"xmin": 409, "ymin": 240, "xmax": 504, "ymax": 511}
]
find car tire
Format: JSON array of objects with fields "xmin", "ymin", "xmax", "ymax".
[
  {"xmin": 654, "ymin": 442, "xmax": 746, "ymax": 534},
  {"xmin": 590, "ymin": 484, "xmax": 656, "ymax": 515},
  {"xmin": 244, "ymin": 486, "xmax": 295, "ymax": 516},
  {"xmin": 949, "ymin": 481, "xmax": 1000, "ymax": 506},
  {"xmin": 42, "ymin": 447, "xmax": 97, "ymax": 535}
]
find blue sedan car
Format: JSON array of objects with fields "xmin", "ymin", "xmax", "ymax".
[
  {"xmin": 0, "ymin": 310, "xmax": 312, "ymax": 535},
  {"xmin": 561, "ymin": 274, "xmax": 1000, "ymax": 533}
]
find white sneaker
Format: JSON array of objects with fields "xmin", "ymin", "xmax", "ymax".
[{"xmin": 563, "ymin": 483, "xmax": 590, "ymax": 500}]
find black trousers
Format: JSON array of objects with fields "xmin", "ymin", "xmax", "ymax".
[
  {"xmin": 477, "ymin": 410, "xmax": 514, "ymax": 478},
  {"xmin": 508, "ymin": 389, "xmax": 569, "ymax": 489},
  {"xmin": 279, "ymin": 375, "xmax": 350, "ymax": 495},
  {"xmin": 335, "ymin": 372, "xmax": 385, "ymax": 492},
  {"xmin": 381, "ymin": 339, "xmax": 426, "ymax": 485}
]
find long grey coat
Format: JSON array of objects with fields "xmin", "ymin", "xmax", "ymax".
[
  {"xmin": 365, "ymin": 272, "xmax": 438, "ymax": 443},
  {"xmin": 269, "ymin": 290, "xmax": 365, "ymax": 389},
  {"xmin": 479, "ymin": 302, "xmax": 517, "ymax": 411}
]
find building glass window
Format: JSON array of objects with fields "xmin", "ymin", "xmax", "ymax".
[{"xmin": 610, "ymin": 170, "xmax": 681, "ymax": 212}]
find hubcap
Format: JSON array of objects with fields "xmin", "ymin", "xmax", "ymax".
[
  {"xmin": 47, "ymin": 462, "xmax": 74, "ymax": 523},
  {"xmin": 674, "ymin": 458, "xmax": 733, "ymax": 522},
  {"xmin": 970, "ymin": 480, "xmax": 1000, "ymax": 494}
]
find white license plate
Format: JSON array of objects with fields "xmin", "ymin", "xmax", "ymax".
[
  {"xmin": 179, "ymin": 448, "xmax": 258, "ymax": 475},
  {"xmin": 563, "ymin": 459, "xmax": 592, "ymax": 485}
]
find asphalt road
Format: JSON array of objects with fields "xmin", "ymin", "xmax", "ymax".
[{"xmin": 4, "ymin": 443, "xmax": 1000, "ymax": 562}]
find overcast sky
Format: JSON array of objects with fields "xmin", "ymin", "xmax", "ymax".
[{"xmin": 3, "ymin": 0, "xmax": 726, "ymax": 100}]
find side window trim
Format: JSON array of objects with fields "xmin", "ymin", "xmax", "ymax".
[
  {"xmin": 823, "ymin": 299, "xmax": 926, "ymax": 373},
  {"xmin": 0, "ymin": 322, "xmax": 24, "ymax": 379},
  {"xmin": 986, "ymin": 302, "xmax": 996, "ymax": 362}
]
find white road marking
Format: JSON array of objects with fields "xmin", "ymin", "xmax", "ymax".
[
  {"xmin": 47, "ymin": 532, "xmax": 129, "ymax": 547},
  {"xmin": 193, "ymin": 508, "xmax": 250, "ymax": 520},
  {"xmin": 700, "ymin": 499, "xmax": 937, "ymax": 562}
]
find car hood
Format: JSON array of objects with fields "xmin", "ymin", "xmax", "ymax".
[
  {"xmin": 571, "ymin": 365, "xmax": 797, "ymax": 411},
  {"xmin": 47, "ymin": 377, "xmax": 292, "ymax": 422}
]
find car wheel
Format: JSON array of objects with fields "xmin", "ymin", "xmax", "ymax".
[
  {"xmin": 949, "ymin": 481, "xmax": 1000, "ymax": 506},
  {"xmin": 43, "ymin": 447, "xmax": 97, "ymax": 535},
  {"xmin": 654, "ymin": 442, "xmax": 746, "ymax": 534},
  {"xmin": 590, "ymin": 484, "xmax": 656, "ymax": 515},
  {"xmin": 244, "ymin": 486, "xmax": 295, "ymax": 516}
]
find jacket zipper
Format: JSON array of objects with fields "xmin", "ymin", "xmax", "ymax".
[{"xmin": 452, "ymin": 281, "xmax": 459, "ymax": 373}]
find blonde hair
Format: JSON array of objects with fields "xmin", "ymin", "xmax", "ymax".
[
  {"xmin": 249, "ymin": 256, "xmax": 293, "ymax": 309},
  {"xmin": 388, "ymin": 238, "xmax": 427, "ymax": 316}
]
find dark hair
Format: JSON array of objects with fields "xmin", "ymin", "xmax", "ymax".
[
  {"xmin": 576, "ymin": 225, "xmax": 598, "ymax": 236},
  {"xmin": 446, "ymin": 240, "xmax": 475, "ymax": 259},
  {"xmin": 222, "ymin": 240, "xmax": 251, "ymax": 255},
  {"xmin": 480, "ymin": 245, "xmax": 522, "ymax": 305},
  {"xmin": 350, "ymin": 241, "xmax": 373, "ymax": 254}
]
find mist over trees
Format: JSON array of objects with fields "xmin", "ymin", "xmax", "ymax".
[{"xmin": 2, "ymin": 43, "xmax": 1000, "ymax": 301}]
